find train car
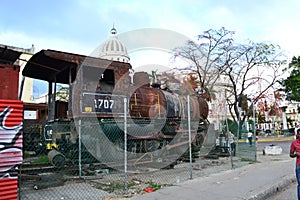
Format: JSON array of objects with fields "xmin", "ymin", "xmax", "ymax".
[{"xmin": 22, "ymin": 49, "xmax": 209, "ymax": 167}]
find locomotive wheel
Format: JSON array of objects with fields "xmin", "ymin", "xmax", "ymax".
[
  {"xmin": 193, "ymin": 133, "xmax": 204, "ymax": 149},
  {"xmin": 127, "ymin": 139, "xmax": 165, "ymax": 153},
  {"xmin": 114, "ymin": 138, "xmax": 125, "ymax": 150},
  {"xmin": 114, "ymin": 138, "xmax": 136, "ymax": 154},
  {"xmin": 144, "ymin": 140, "xmax": 162, "ymax": 152}
]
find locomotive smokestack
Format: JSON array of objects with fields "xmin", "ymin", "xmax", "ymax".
[{"xmin": 133, "ymin": 72, "xmax": 150, "ymax": 86}]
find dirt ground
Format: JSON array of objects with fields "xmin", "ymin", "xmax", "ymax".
[{"xmin": 19, "ymin": 153, "xmax": 251, "ymax": 200}]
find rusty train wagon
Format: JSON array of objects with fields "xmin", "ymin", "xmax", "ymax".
[{"xmin": 22, "ymin": 49, "xmax": 209, "ymax": 167}]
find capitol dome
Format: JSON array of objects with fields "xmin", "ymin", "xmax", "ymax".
[{"xmin": 99, "ymin": 27, "xmax": 130, "ymax": 63}]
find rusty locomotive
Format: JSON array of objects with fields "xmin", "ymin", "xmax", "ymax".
[{"xmin": 22, "ymin": 49, "xmax": 210, "ymax": 167}]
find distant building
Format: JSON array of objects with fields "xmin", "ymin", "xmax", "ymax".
[
  {"xmin": 0, "ymin": 44, "xmax": 35, "ymax": 102},
  {"xmin": 35, "ymin": 87, "xmax": 69, "ymax": 103},
  {"xmin": 97, "ymin": 27, "xmax": 130, "ymax": 63},
  {"xmin": 285, "ymin": 101, "xmax": 300, "ymax": 127}
]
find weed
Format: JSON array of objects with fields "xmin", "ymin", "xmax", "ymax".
[{"xmin": 146, "ymin": 180, "xmax": 173, "ymax": 191}]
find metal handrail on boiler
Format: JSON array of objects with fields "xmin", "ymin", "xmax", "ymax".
[{"xmin": 130, "ymin": 93, "xmax": 161, "ymax": 116}]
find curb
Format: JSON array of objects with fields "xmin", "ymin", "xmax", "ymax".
[
  {"xmin": 258, "ymin": 137, "xmax": 294, "ymax": 143},
  {"xmin": 238, "ymin": 137, "xmax": 294, "ymax": 143},
  {"xmin": 247, "ymin": 174, "xmax": 296, "ymax": 200}
]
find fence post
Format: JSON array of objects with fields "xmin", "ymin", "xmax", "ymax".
[
  {"xmin": 78, "ymin": 119, "xmax": 82, "ymax": 177},
  {"xmin": 187, "ymin": 95, "xmax": 193, "ymax": 179},
  {"xmin": 253, "ymin": 101, "xmax": 257, "ymax": 162},
  {"xmin": 225, "ymin": 98, "xmax": 234, "ymax": 169},
  {"xmin": 124, "ymin": 97, "xmax": 128, "ymax": 191}
]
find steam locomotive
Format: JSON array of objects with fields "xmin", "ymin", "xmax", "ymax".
[{"xmin": 22, "ymin": 49, "xmax": 209, "ymax": 167}]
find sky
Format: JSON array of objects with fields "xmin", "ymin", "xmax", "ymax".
[{"xmin": 1, "ymin": 0, "xmax": 300, "ymax": 96}]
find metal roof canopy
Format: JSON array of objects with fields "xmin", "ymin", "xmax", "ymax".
[
  {"xmin": 0, "ymin": 46, "xmax": 22, "ymax": 64},
  {"xmin": 22, "ymin": 49, "xmax": 131, "ymax": 84}
]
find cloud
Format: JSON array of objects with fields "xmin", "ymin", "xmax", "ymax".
[
  {"xmin": 0, "ymin": 30, "xmax": 93, "ymax": 55},
  {"xmin": 1, "ymin": 0, "xmax": 300, "ymax": 59},
  {"xmin": 0, "ymin": 31, "xmax": 33, "ymax": 49}
]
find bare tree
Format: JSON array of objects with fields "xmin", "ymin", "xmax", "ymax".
[
  {"xmin": 174, "ymin": 27, "xmax": 286, "ymax": 127},
  {"xmin": 173, "ymin": 27, "xmax": 235, "ymax": 101},
  {"xmin": 223, "ymin": 41, "xmax": 286, "ymax": 124}
]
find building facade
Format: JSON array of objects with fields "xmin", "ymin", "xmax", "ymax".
[{"xmin": 0, "ymin": 44, "xmax": 35, "ymax": 103}]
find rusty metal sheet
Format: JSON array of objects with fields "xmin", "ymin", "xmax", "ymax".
[
  {"xmin": 0, "ymin": 100, "xmax": 23, "ymax": 200},
  {"xmin": 22, "ymin": 49, "xmax": 132, "ymax": 84},
  {"xmin": 0, "ymin": 64, "xmax": 20, "ymax": 100},
  {"xmin": 22, "ymin": 49, "xmax": 78, "ymax": 84},
  {"xmin": 0, "ymin": 46, "xmax": 22, "ymax": 64}
]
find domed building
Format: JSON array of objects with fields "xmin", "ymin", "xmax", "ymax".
[{"xmin": 99, "ymin": 27, "xmax": 130, "ymax": 63}]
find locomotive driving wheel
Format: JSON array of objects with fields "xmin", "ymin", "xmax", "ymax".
[
  {"xmin": 114, "ymin": 138, "xmax": 125, "ymax": 150},
  {"xmin": 144, "ymin": 139, "xmax": 163, "ymax": 152}
]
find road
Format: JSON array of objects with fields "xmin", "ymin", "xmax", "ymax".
[{"xmin": 258, "ymin": 140, "xmax": 298, "ymax": 200}]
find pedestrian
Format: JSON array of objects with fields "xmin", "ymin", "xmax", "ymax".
[
  {"xmin": 290, "ymin": 128, "xmax": 300, "ymax": 200},
  {"xmin": 247, "ymin": 131, "xmax": 253, "ymax": 147},
  {"xmin": 228, "ymin": 131, "xmax": 236, "ymax": 156}
]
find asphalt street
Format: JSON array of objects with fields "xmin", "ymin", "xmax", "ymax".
[{"xmin": 260, "ymin": 140, "xmax": 298, "ymax": 200}]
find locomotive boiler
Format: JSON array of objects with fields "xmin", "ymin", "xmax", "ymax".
[{"xmin": 22, "ymin": 49, "xmax": 209, "ymax": 167}]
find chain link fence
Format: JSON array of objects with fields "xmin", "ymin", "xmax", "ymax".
[{"xmin": 19, "ymin": 96, "xmax": 256, "ymax": 200}]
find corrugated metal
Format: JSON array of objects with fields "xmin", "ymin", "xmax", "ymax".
[
  {"xmin": 0, "ymin": 177, "xmax": 18, "ymax": 200},
  {"xmin": 0, "ymin": 64, "xmax": 20, "ymax": 100},
  {"xmin": 0, "ymin": 100, "xmax": 23, "ymax": 200}
]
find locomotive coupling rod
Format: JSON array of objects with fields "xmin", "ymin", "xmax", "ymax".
[{"xmin": 165, "ymin": 141, "xmax": 189, "ymax": 150}]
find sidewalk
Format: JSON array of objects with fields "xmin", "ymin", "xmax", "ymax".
[{"xmin": 125, "ymin": 151, "xmax": 296, "ymax": 200}]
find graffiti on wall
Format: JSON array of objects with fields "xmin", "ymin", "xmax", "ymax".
[{"xmin": 0, "ymin": 106, "xmax": 23, "ymax": 180}]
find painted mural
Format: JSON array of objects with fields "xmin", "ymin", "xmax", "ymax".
[{"xmin": 0, "ymin": 100, "xmax": 23, "ymax": 199}]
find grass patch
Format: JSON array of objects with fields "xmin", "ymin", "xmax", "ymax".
[
  {"xmin": 240, "ymin": 158, "xmax": 256, "ymax": 164},
  {"xmin": 32, "ymin": 155, "xmax": 49, "ymax": 164},
  {"xmin": 96, "ymin": 180, "xmax": 138, "ymax": 193},
  {"xmin": 95, "ymin": 179, "xmax": 174, "ymax": 194},
  {"xmin": 146, "ymin": 180, "xmax": 173, "ymax": 191}
]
